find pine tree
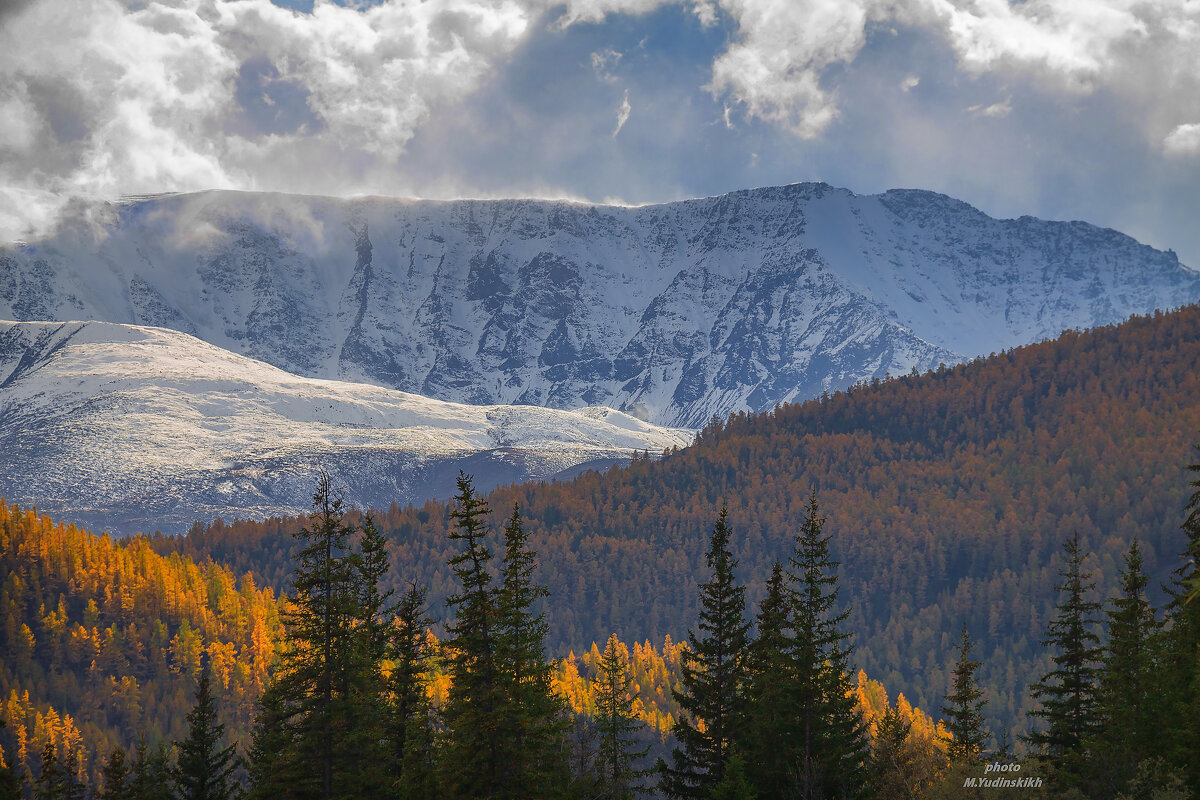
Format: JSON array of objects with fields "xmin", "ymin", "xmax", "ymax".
[
  {"xmin": 494, "ymin": 504, "xmax": 568, "ymax": 798},
  {"xmin": 1091, "ymin": 539, "xmax": 1161, "ymax": 796},
  {"xmin": 741, "ymin": 561, "xmax": 792, "ymax": 800},
  {"xmin": 173, "ymin": 661, "xmax": 241, "ymax": 800},
  {"xmin": 784, "ymin": 493, "xmax": 869, "ymax": 800},
  {"xmin": 97, "ymin": 746, "xmax": 131, "ymax": 800},
  {"xmin": 940, "ymin": 624, "xmax": 987, "ymax": 764},
  {"xmin": 440, "ymin": 471, "xmax": 505, "ymax": 799},
  {"xmin": 593, "ymin": 634, "xmax": 650, "ymax": 800},
  {"xmin": 1025, "ymin": 531, "xmax": 1102, "ymax": 779},
  {"xmin": 661, "ymin": 507, "xmax": 751, "ymax": 798}
]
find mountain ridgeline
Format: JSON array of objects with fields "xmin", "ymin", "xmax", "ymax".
[
  {"xmin": 166, "ymin": 304, "xmax": 1200, "ymax": 743},
  {"xmin": 2, "ymin": 184, "xmax": 1196, "ymax": 427}
]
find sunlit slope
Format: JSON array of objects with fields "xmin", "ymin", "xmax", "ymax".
[{"xmin": 0, "ymin": 320, "xmax": 692, "ymax": 532}]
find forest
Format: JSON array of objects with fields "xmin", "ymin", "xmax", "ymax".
[
  {"xmin": 4, "ymin": 455, "xmax": 1198, "ymax": 799},
  {"xmin": 4, "ymin": 305, "xmax": 1200, "ymax": 797},
  {"xmin": 160, "ymin": 304, "xmax": 1200, "ymax": 739}
]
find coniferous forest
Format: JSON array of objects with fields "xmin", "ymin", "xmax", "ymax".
[{"xmin": 2, "ymin": 306, "xmax": 1200, "ymax": 798}]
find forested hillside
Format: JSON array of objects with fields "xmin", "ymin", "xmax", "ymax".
[
  {"xmin": 164, "ymin": 305, "xmax": 1200, "ymax": 741},
  {"xmin": 0, "ymin": 500, "xmax": 950, "ymax": 797},
  {"xmin": 0, "ymin": 503, "xmax": 281, "ymax": 788}
]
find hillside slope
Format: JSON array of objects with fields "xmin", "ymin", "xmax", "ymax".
[
  {"xmin": 3, "ymin": 185, "xmax": 1196, "ymax": 426},
  {"xmin": 170, "ymin": 305, "xmax": 1200, "ymax": 741},
  {"xmin": 0, "ymin": 320, "xmax": 691, "ymax": 533}
]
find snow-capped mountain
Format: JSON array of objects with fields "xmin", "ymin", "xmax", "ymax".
[
  {"xmin": 2, "ymin": 183, "xmax": 1197, "ymax": 427},
  {"xmin": 0, "ymin": 320, "xmax": 692, "ymax": 533}
]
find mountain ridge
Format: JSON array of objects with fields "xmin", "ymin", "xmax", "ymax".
[
  {"xmin": 0, "ymin": 319, "xmax": 692, "ymax": 533},
  {"xmin": 3, "ymin": 183, "xmax": 1194, "ymax": 427}
]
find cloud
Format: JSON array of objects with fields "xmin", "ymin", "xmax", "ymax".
[
  {"xmin": 1164, "ymin": 123, "xmax": 1200, "ymax": 156},
  {"xmin": 613, "ymin": 89, "xmax": 632, "ymax": 137},
  {"xmin": 591, "ymin": 47, "xmax": 623, "ymax": 82},
  {"xmin": 901, "ymin": 75, "xmax": 919, "ymax": 92},
  {"xmin": 0, "ymin": 0, "xmax": 536, "ymax": 240},
  {"xmin": 968, "ymin": 97, "xmax": 1012, "ymax": 118}
]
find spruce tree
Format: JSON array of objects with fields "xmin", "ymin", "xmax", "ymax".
[
  {"xmin": 388, "ymin": 583, "xmax": 434, "ymax": 793},
  {"xmin": 784, "ymin": 493, "xmax": 869, "ymax": 800},
  {"xmin": 661, "ymin": 507, "xmax": 750, "ymax": 798},
  {"xmin": 1025, "ymin": 531, "xmax": 1102, "ymax": 779},
  {"xmin": 494, "ymin": 504, "xmax": 568, "ymax": 797},
  {"xmin": 940, "ymin": 624, "xmax": 987, "ymax": 763},
  {"xmin": 130, "ymin": 739, "xmax": 173, "ymax": 800},
  {"xmin": 97, "ymin": 746, "xmax": 131, "ymax": 800},
  {"xmin": 869, "ymin": 704, "xmax": 916, "ymax": 800},
  {"xmin": 741, "ymin": 561, "xmax": 792, "ymax": 799},
  {"xmin": 1091, "ymin": 539, "xmax": 1161, "ymax": 796},
  {"xmin": 173, "ymin": 661, "xmax": 241, "ymax": 800},
  {"xmin": 594, "ymin": 634, "xmax": 650, "ymax": 800},
  {"xmin": 341, "ymin": 514, "xmax": 393, "ymax": 798},
  {"xmin": 246, "ymin": 684, "xmax": 297, "ymax": 800},
  {"xmin": 440, "ymin": 471, "xmax": 505, "ymax": 799},
  {"xmin": 1157, "ymin": 453, "xmax": 1200, "ymax": 794},
  {"xmin": 0, "ymin": 720, "xmax": 21, "ymax": 800},
  {"xmin": 248, "ymin": 472, "xmax": 395, "ymax": 800},
  {"xmin": 33, "ymin": 741, "xmax": 84, "ymax": 800}
]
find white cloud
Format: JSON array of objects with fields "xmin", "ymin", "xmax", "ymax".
[
  {"xmin": 613, "ymin": 89, "xmax": 632, "ymax": 137},
  {"xmin": 968, "ymin": 97, "xmax": 1012, "ymax": 118},
  {"xmin": 706, "ymin": 0, "xmax": 890, "ymax": 139},
  {"xmin": 0, "ymin": 0, "xmax": 536, "ymax": 240},
  {"xmin": 1164, "ymin": 123, "xmax": 1200, "ymax": 156},
  {"xmin": 901, "ymin": 75, "xmax": 920, "ymax": 92}
]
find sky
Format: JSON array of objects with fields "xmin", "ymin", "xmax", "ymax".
[{"xmin": 1, "ymin": 0, "xmax": 1199, "ymax": 266}]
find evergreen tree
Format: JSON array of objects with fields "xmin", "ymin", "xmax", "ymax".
[
  {"xmin": 248, "ymin": 472, "xmax": 395, "ymax": 800},
  {"xmin": 0, "ymin": 720, "xmax": 21, "ymax": 800},
  {"xmin": 130, "ymin": 739, "xmax": 174, "ymax": 800},
  {"xmin": 97, "ymin": 746, "xmax": 131, "ymax": 800},
  {"xmin": 388, "ymin": 583, "xmax": 434, "ymax": 794},
  {"xmin": 340, "ymin": 514, "xmax": 393, "ymax": 798},
  {"xmin": 869, "ymin": 705, "xmax": 916, "ymax": 800},
  {"xmin": 783, "ymin": 493, "xmax": 869, "ymax": 800},
  {"xmin": 1157, "ymin": 452, "xmax": 1200, "ymax": 794},
  {"xmin": 1025, "ymin": 532, "xmax": 1102, "ymax": 780},
  {"xmin": 33, "ymin": 741, "xmax": 84, "ymax": 800},
  {"xmin": 940, "ymin": 624, "xmax": 987, "ymax": 764},
  {"xmin": 440, "ymin": 471, "xmax": 505, "ymax": 799},
  {"xmin": 593, "ymin": 634, "xmax": 650, "ymax": 800},
  {"xmin": 246, "ymin": 684, "xmax": 297, "ymax": 800},
  {"xmin": 661, "ymin": 507, "xmax": 751, "ymax": 798},
  {"xmin": 173, "ymin": 661, "xmax": 241, "ymax": 800},
  {"xmin": 494, "ymin": 504, "xmax": 568, "ymax": 798},
  {"xmin": 708, "ymin": 754, "xmax": 756, "ymax": 800},
  {"xmin": 1092, "ymin": 539, "xmax": 1162, "ymax": 797},
  {"xmin": 741, "ymin": 561, "xmax": 792, "ymax": 800}
]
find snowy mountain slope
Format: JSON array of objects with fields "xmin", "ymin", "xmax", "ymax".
[
  {"xmin": 0, "ymin": 320, "xmax": 692, "ymax": 533},
  {"xmin": 2, "ymin": 184, "xmax": 1196, "ymax": 427}
]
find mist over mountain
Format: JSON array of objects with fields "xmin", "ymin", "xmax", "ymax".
[{"xmin": 4, "ymin": 183, "xmax": 1195, "ymax": 428}]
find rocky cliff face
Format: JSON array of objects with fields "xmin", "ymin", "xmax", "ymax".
[{"xmin": 3, "ymin": 183, "xmax": 1196, "ymax": 427}]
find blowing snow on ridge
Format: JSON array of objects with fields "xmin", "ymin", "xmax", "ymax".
[{"xmin": 2, "ymin": 183, "xmax": 1197, "ymax": 428}]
